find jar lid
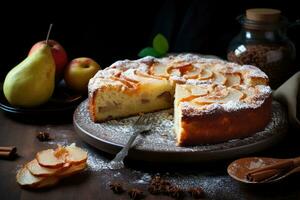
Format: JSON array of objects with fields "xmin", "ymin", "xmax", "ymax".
[{"xmin": 246, "ymin": 8, "xmax": 281, "ymax": 23}]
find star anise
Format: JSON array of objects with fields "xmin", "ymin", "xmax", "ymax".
[
  {"xmin": 128, "ymin": 188, "xmax": 144, "ymax": 200},
  {"xmin": 148, "ymin": 175, "xmax": 172, "ymax": 195},
  {"xmin": 188, "ymin": 187, "xmax": 205, "ymax": 199},
  {"xmin": 36, "ymin": 131, "xmax": 51, "ymax": 141},
  {"xmin": 109, "ymin": 182, "xmax": 124, "ymax": 194},
  {"xmin": 167, "ymin": 185, "xmax": 185, "ymax": 200}
]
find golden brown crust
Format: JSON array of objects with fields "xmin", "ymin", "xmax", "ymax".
[{"xmin": 178, "ymin": 96, "xmax": 272, "ymax": 145}]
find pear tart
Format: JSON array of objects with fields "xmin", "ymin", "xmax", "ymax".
[{"xmin": 88, "ymin": 54, "xmax": 272, "ymax": 145}]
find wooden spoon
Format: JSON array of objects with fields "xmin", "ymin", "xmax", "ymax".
[{"xmin": 227, "ymin": 156, "xmax": 300, "ymax": 184}]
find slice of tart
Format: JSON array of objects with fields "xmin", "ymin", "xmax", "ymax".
[{"xmin": 174, "ymin": 84, "xmax": 272, "ymax": 145}]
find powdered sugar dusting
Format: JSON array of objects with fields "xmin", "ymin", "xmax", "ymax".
[
  {"xmin": 88, "ymin": 53, "xmax": 270, "ymax": 98},
  {"xmin": 240, "ymin": 65, "xmax": 269, "ymax": 79},
  {"xmin": 86, "ymin": 151, "xmax": 109, "ymax": 171},
  {"xmin": 74, "ymin": 100, "xmax": 287, "ymax": 161},
  {"xmin": 248, "ymin": 158, "xmax": 266, "ymax": 170}
]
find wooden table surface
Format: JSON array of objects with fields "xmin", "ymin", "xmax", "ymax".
[{"xmin": 1, "ymin": 108, "xmax": 300, "ymax": 200}]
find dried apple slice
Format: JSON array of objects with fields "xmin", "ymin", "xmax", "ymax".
[
  {"xmin": 58, "ymin": 162, "xmax": 87, "ymax": 177},
  {"xmin": 36, "ymin": 149, "xmax": 66, "ymax": 168},
  {"xmin": 65, "ymin": 144, "xmax": 88, "ymax": 164},
  {"xmin": 27, "ymin": 159, "xmax": 70, "ymax": 177},
  {"xmin": 16, "ymin": 166, "xmax": 59, "ymax": 189},
  {"xmin": 16, "ymin": 166, "xmax": 44, "ymax": 187}
]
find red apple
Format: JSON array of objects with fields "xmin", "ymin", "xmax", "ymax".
[
  {"xmin": 29, "ymin": 40, "xmax": 68, "ymax": 79},
  {"xmin": 64, "ymin": 57, "xmax": 100, "ymax": 93}
]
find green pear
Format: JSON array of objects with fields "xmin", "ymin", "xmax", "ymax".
[{"xmin": 3, "ymin": 45, "xmax": 55, "ymax": 107}]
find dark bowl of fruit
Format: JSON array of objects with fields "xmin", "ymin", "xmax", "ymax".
[{"xmin": 0, "ymin": 81, "xmax": 84, "ymax": 124}]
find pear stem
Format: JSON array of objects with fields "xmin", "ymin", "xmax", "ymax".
[{"xmin": 46, "ymin": 24, "xmax": 53, "ymax": 45}]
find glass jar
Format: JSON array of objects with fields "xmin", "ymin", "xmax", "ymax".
[{"xmin": 227, "ymin": 8, "xmax": 297, "ymax": 89}]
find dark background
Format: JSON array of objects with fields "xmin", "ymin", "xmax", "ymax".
[{"xmin": 1, "ymin": 0, "xmax": 300, "ymax": 80}]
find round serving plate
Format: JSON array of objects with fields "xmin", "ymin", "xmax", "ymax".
[{"xmin": 74, "ymin": 99, "xmax": 288, "ymax": 163}]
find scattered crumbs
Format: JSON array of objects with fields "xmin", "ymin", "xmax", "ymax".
[
  {"xmin": 45, "ymin": 130, "xmax": 72, "ymax": 147},
  {"xmin": 47, "ymin": 139, "xmax": 69, "ymax": 147},
  {"xmin": 36, "ymin": 131, "xmax": 51, "ymax": 142}
]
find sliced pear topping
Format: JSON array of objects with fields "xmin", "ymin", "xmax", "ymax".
[
  {"xmin": 119, "ymin": 70, "xmax": 140, "ymax": 83},
  {"xmin": 213, "ymin": 72, "xmax": 227, "ymax": 85},
  {"xmin": 180, "ymin": 95, "xmax": 203, "ymax": 104},
  {"xmin": 198, "ymin": 69, "xmax": 213, "ymax": 80},
  {"xmin": 149, "ymin": 62, "xmax": 169, "ymax": 78},
  {"xmin": 225, "ymin": 73, "xmax": 241, "ymax": 86},
  {"xmin": 183, "ymin": 67, "xmax": 201, "ymax": 79},
  {"xmin": 192, "ymin": 86, "xmax": 245, "ymax": 105},
  {"xmin": 232, "ymin": 85, "xmax": 248, "ymax": 100},
  {"xmin": 206, "ymin": 86, "xmax": 229, "ymax": 100},
  {"xmin": 191, "ymin": 87, "xmax": 209, "ymax": 96},
  {"xmin": 220, "ymin": 87, "xmax": 245, "ymax": 102},
  {"xmin": 166, "ymin": 61, "xmax": 193, "ymax": 76},
  {"xmin": 242, "ymin": 86, "xmax": 257, "ymax": 102},
  {"xmin": 110, "ymin": 76, "xmax": 139, "ymax": 90},
  {"xmin": 169, "ymin": 68, "xmax": 181, "ymax": 76},
  {"xmin": 192, "ymin": 86, "xmax": 227, "ymax": 105},
  {"xmin": 134, "ymin": 70, "xmax": 165, "ymax": 80}
]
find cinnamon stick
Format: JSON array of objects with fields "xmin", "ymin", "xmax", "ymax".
[
  {"xmin": 247, "ymin": 169, "xmax": 280, "ymax": 182},
  {"xmin": 246, "ymin": 159, "xmax": 294, "ymax": 182},
  {"xmin": 0, "ymin": 146, "xmax": 17, "ymax": 158}
]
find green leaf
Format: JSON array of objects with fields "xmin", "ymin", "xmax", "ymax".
[
  {"xmin": 153, "ymin": 34, "xmax": 169, "ymax": 54},
  {"xmin": 138, "ymin": 47, "xmax": 161, "ymax": 58}
]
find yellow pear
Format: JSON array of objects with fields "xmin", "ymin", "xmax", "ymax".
[{"xmin": 3, "ymin": 45, "xmax": 55, "ymax": 107}]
